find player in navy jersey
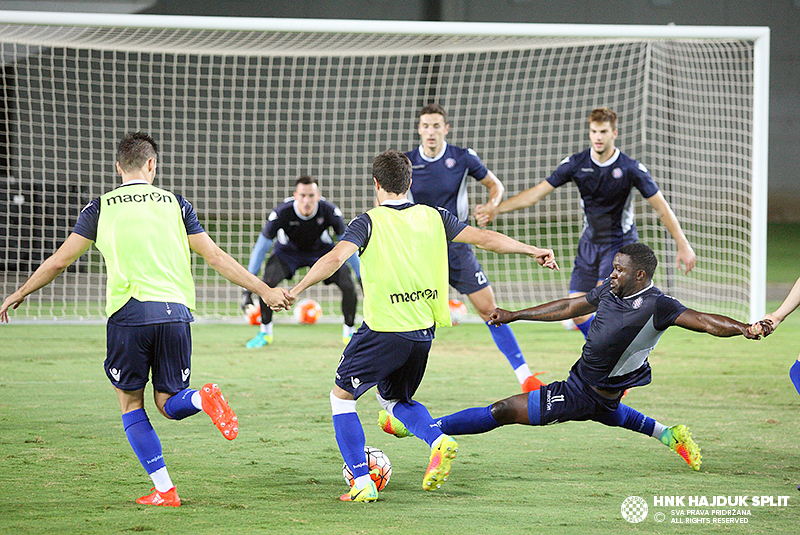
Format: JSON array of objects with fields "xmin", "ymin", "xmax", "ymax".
[
  {"xmin": 0, "ymin": 133, "xmax": 292, "ymax": 507},
  {"xmin": 475, "ymin": 108, "xmax": 696, "ymax": 339},
  {"xmin": 241, "ymin": 176, "xmax": 360, "ymax": 347},
  {"xmin": 285, "ymin": 150, "xmax": 557, "ymax": 501},
  {"xmin": 406, "ymin": 103, "xmax": 547, "ymax": 393},
  {"xmin": 379, "ymin": 243, "xmax": 771, "ymax": 472}
]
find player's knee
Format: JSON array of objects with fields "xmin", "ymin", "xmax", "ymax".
[{"xmin": 490, "ymin": 397, "xmax": 524, "ymax": 425}]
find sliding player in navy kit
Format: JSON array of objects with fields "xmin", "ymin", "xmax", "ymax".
[
  {"xmin": 475, "ymin": 108, "xmax": 696, "ymax": 339},
  {"xmin": 242, "ymin": 176, "xmax": 360, "ymax": 347},
  {"xmin": 380, "ymin": 243, "xmax": 771, "ymax": 473},
  {"xmin": 406, "ymin": 103, "xmax": 546, "ymax": 393}
]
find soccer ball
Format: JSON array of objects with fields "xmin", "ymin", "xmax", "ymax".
[
  {"xmin": 448, "ymin": 299, "xmax": 468, "ymax": 325},
  {"xmin": 293, "ymin": 298, "xmax": 322, "ymax": 325},
  {"xmin": 244, "ymin": 304, "xmax": 261, "ymax": 325},
  {"xmin": 342, "ymin": 446, "xmax": 392, "ymax": 491}
]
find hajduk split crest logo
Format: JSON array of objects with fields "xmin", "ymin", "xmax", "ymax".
[{"xmin": 621, "ymin": 496, "xmax": 648, "ymax": 523}]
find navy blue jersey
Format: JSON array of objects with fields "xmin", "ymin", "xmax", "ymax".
[
  {"xmin": 573, "ymin": 279, "xmax": 687, "ymax": 391},
  {"xmin": 547, "ymin": 148, "xmax": 660, "ymax": 243},
  {"xmin": 406, "ymin": 143, "xmax": 488, "ymax": 223},
  {"xmin": 263, "ymin": 198, "xmax": 347, "ymax": 256}
]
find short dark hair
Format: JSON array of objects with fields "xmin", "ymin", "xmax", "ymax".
[
  {"xmin": 295, "ymin": 175, "xmax": 317, "ymax": 187},
  {"xmin": 418, "ymin": 103, "xmax": 448, "ymax": 124},
  {"xmin": 373, "ymin": 150, "xmax": 412, "ymax": 195},
  {"xmin": 589, "ymin": 107, "xmax": 618, "ymax": 130},
  {"xmin": 117, "ymin": 132, "xmax": 158, "ymax": 173},
  {"xmin": 618, "ymin": 242, "xmax": 658, "ymax": 279}
]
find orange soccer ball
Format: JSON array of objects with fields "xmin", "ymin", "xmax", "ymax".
[
  {"xmin": 293, "ymin": 298, "xmax": 322, "ymax": 325},
  {"xmin": 448, "ymin": 299, "xmax": 468, "ymax": 325}
]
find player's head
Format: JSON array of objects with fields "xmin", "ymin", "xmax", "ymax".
[
  {"xmin": 417, "ymin": 103, "xmax": 450, "ymax": 156},
  {"xmin": 117, "ymin": 132, "xmax": 158, "ymax": 178},
  {"xmin": 293, "ymin": 175, "xmax": 320, "ymax": 217},
  {"xmin": 610, "ymin": 243, "xmax": 658, "ymax": 297},
  {"xmin": 373, "ymin": 150, "xmax": 412, "ymax": 195},
  {"xmin": 588, "ymin": 107, "xmax": 618, "ymax": 158}
]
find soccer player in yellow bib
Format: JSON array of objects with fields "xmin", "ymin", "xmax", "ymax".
[
  {"xmin": 0, "ymin": 133, "xmax": 292, "ymax": 507},
  {"xmin": 288, "ymin": 150, "xmax": 558, "ymax": 502}
]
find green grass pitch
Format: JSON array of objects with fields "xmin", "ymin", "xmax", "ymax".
[{"xmin": 1, "ymin": 314, "xmax": 799, "ymax": 534}]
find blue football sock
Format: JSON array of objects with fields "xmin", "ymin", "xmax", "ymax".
[
  {"xmin": 593, "ymin": 403, "xmax": 656, "ymax": 437},
  {"xmin": 487, "ymin": 322, "xmax": 526, "ymax": 370},
  {"xmin": 435, "ymin": 405, "xmax": 501, "ymax": 436},
  {"xmin": 392, "ymin": 400, "xmax": 445, "ymax": 447},
  {"xmin": 790, "ymin": 360, "xmax": 800, "ymax": 396},
  {"xmin": 122, "ymin": 409, "xmax": 166, "ymax": 474},
  {"xmin": 332, "ymin": 411, "xmax": 369, "ymax": 479},
  {"xmin": 575, "ymin": 315, "xmax": 594, "ymax": 339},
  {"xmin": 163, "ymin": 388, "xmax": 201, "ymax": 420}
]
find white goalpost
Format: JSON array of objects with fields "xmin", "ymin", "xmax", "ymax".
[{"xmin": 0, "ymin": 12, "xmax": 769, "ymax": 322}]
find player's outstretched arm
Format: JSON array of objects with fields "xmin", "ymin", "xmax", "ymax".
[
  {"xmin": 453, "ymin": 225, "xmax": 558, "ymax": 270},
  {"xmin": 291, "ymin": 240, "xmax": 359, "ymax": 299},
  {"xmin": 674, "ymin": 309, "xmax": 771, "ymax": 339},
  {"xmin": 1, "ymin": 233, "xmax": 92, "ymax": 323},
  {"xmin": 472, "ymin": 171, "xmax": 504, "ymax": 227},
  {"xmin": 474, "ymin": 180, "xmax": 555, "ymax": 227},
  {"xmin": 645, "ymin": 191, "xmax": 696, "ymax": 274},
  {"xmin": 188, "ymin": 232, "xmax": 292, "ymax": 311},
  {"xmin": 758, "ymin": 275, "xmax": 800, "ymax": 333},
  {"xmin": 488, "ymin": 296, "xmax": 596, "ymax": 326}
]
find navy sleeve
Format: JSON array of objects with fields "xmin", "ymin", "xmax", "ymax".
[
  {"xmin": 340, "ymin": 214, "xmax": 370, "ymax": 249},
  {"xmin": 546, "ymin": 155, "xmax": 575, "ymax": 188},
  {"xmin": 177, "ymin": 195, "xmax": 204, "ymax": 235},
  {"xmin": 437, "ymin": 207, "xmax": 468, "ymax": 241},
  {"xmin": 263, "ymin": 207, "xmax": 281, "ymax": 239},
  {"xmin": 629, "ymin": 160, "xmax": 660, "ymax": 199},
  {"xmin": 653, "ymin": 294, "xmax": 688, "ymax": 331},
  {"xmin": 585, "ymin": 279, "xmax": 610, "ymax": 307},
  {"xmin": 73, "ymin": 198, "xmax": 101, "ymax": 241},
  {"xmin": 465, "ymin": 148, "xmax": 489, "ymax": 181},
  {"xmin": 327, "ymin": 202, "xmax": 348, "ymax": 235}
]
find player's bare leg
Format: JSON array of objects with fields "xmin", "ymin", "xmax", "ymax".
[{"xmin": 469, "ymin": 286, "xmax": 545, "ymax": 392}]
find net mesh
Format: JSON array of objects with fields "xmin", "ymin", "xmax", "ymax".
[{"xmin": 0, "ymin": 20, "xmax": 756, "ymax": 321}]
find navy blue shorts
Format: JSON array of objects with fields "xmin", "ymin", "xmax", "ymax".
[
  {"xmin": 105, "ymin": 321, "xmax": 192, "ymax": 394},
  {"xmin": 448, "ymin": 242, "xmax": 490, "ymax": 295},
  {"xmin": 529, "ymin": 372, "xmax": 621, "ymax": 425},
  {"xmin": 570, "ymin": 236, "xmax": 635, "ymax": 294},
  {"xmin": 335, "ymin": 324, "xmax": 432, "ymax": 401}
]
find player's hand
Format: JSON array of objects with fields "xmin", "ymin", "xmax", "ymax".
[
  {"xmin": 488, "ymin": 307, "xmax": 518, "ymax": 326},
  {"xmin": 759, "ymin": 313, "xmax": 782, "ymax": 331},
  {"xmin": 677, "ymin": 245, "xmax": 696, "ymax": 274},
  {"xmin": 531, "ymin": 247, "xmax": 559, "ymax": 270},
  {"xmin": 260, "ymin": 287, "xmax": 292, "ymax": 311},
  {"xmin": 0, "ymin": 292, "xmax": 24, "ymax": 323},
  {"xmin": 473, "ymin": 203, "xmax": 498, "ymax": 227},
  {"xmin": 744, "ymin": 319, "xmax": 773, "ymax": 339},
  {"xmin": 240, "ymin": 288, "xmax": 254, "ymax": 312}
]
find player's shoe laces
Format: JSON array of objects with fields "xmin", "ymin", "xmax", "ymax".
[
  {"xmin": 423, "ymin": 436, "xmax": 458, "ymax": 491},
  {"xmin": 521, "ymin": 372, "xmax": 547, "ymax": 393},
  {"xmin": 660, "ymin": 424, "xmax": 701, "ymax": 471},
  {"xmin": 200, "ymin": 383, "xmax": 239, "ymax": 440},
  {"xmin": 339, "ymin": 479, "xmax": 378, "ymax": 502},
  {"xmin": 136, "ymin": 487, "xmax": 180, "ymax": 507},
  {"xmin": 246, "ymin": 332, "xmax": 272, "ymax": 348},
  {"xmin": 378, "ymin": 410, "xmax": 414, "ymax": 438}
]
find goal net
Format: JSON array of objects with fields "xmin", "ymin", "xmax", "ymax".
[{"xmin": 0, "ymin": 13, "xmax": 768, "ymax": 323}]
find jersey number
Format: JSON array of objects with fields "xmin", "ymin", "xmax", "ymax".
[{"xmin": 475, "ymin": 271, "xmax": 487, "ymax": 285}]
